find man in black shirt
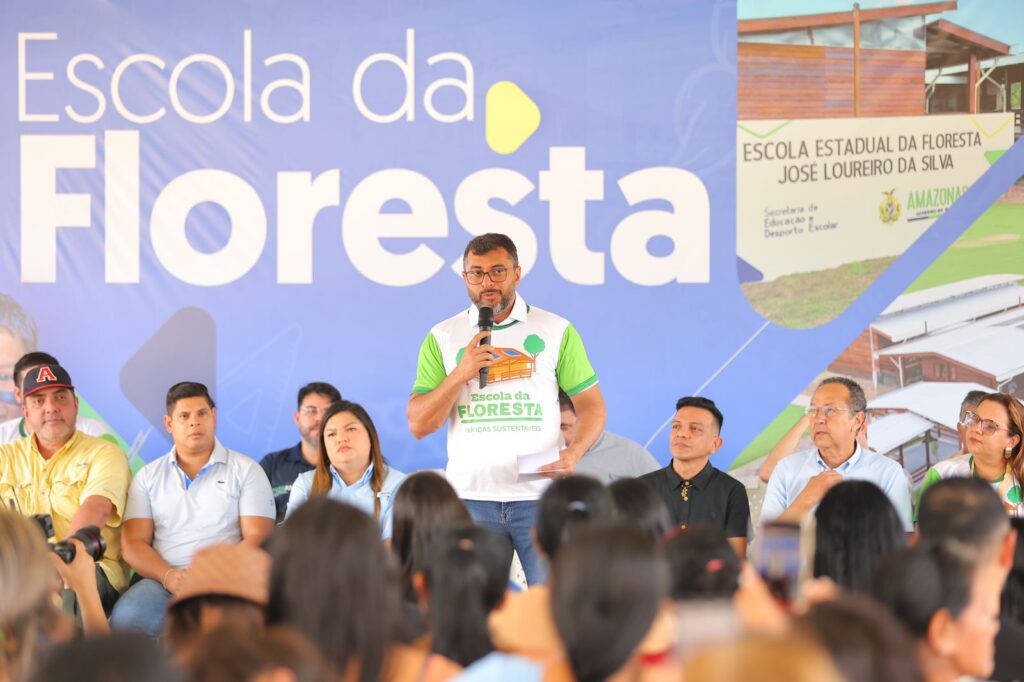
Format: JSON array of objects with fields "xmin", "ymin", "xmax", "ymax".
[
  {"xmin": 259, "ymin": 382, "xmax": 341, "ymax": 522},
  {"xmin": 637, "ymin": 396, "xmax": 750, "ymax": 557}
]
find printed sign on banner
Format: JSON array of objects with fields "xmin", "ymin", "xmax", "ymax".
[{"xmin": 738, "ymin": 113, "xmax": 1013, "ymax": 284}]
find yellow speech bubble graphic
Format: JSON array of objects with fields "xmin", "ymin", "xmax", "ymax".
[{"xmin": 486, "ymin": 81, "xmax": 541, "ymax": 155}]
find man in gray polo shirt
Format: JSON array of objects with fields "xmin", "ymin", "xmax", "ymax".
[
  {"xmin": 109, "ymin": 381, "xmax": 275, "ymax": 636},
  {"xmin": 561, "ymin": 390, "xmax": 660, "ymax": 482}
]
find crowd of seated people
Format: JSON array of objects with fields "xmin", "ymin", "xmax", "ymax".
[{"xmin": 2, "ymin": 351, "xmax": 1024, "ymax": 682}]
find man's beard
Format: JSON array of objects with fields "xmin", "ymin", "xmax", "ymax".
[
  {"xmin": 301, "ymin": 430, "xmax": 320, "ymax": 451},
  {"xmin": 473, "ymin": 289, "xmax": 514, "ymax": 316}
]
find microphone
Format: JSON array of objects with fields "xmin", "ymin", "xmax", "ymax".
[{"xmin": 478, "ymin": 306, "xmax": 494, "ymax": 388}]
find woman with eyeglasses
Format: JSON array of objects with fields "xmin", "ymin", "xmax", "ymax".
[
  {"xmin": 917, "ymin": 393, "xmax": 1024, "ymax": 519},
  {"xmin": 284, "ymin": 400, "xmax": 407, "ymax": 538}
]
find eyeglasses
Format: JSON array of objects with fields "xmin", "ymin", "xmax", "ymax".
[
  {"xmin": 299, "ymin": 406, "xmax": 327, "ymax": 416},
  {"xmin": 463, "ymin": 267, "xmax": 512, "ymax": 284},
  {"xmin": 960, "ymin": 411, "xmax": 1013, "ymax": 436},
  {"xmin": 804, "ymin": 405, "xmax": 852, "ymax": 420}
]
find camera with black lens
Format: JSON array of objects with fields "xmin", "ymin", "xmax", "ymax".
[{"xmin": 30, "ymin": 513, "xmax": 106, "ymax": 564}]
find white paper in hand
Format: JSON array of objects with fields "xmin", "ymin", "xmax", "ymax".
[{"xmin": 516, "ymin": 448, "xmax": 564, "ymax": 480}]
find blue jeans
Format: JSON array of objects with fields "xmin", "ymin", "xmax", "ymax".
[
  {"xmin": 109, "ymin": 578, "xmax": 171, "ymax": 637},
  {"xmin": 463, "ymin": 499, "xmax": 545, "ymax": 585}
]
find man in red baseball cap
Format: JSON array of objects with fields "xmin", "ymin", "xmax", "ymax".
[{"xmin": 0, "ymin": 363, "xmax": 131, "ymax": 618}]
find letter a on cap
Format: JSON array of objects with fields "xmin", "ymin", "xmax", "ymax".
[{"xmin": 36, "ymin": 366, "xmax": 58, "ymax": 384}]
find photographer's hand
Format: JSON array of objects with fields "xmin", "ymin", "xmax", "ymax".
[{"xmin": 49, "ymin": 539, "xmax": 110, "ymax": 635}]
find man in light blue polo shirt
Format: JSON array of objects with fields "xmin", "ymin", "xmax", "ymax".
[
  {"xmin": 760, "ymin": 377, "xmax": 913, "ymax": 531},
  {"xmin": 110, "ymin": 381, "xmax": 275, "ymax": 636}
]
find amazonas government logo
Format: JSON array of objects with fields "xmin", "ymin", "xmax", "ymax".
[{"xmin": 879, "ymin": 189, "xmax": 901, "ymax": 225}]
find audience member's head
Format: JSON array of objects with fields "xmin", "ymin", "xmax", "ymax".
[
  {"xmin": 293, "ymin": 381, "xmax": 341, "ymax": 453},
  {"xmin": 960, "ymin": 390, "xmax": 990, "ymax": 419},
  {"xmin": 266, "ymin": 498, "xmax": 400, "ymax": 682},
  {"xmin": 917, "ymin": 476, "xmax": 1015, "ymax": 580},
  {"xmin": 1001, "ymin": 516, "xmax": 1024, "ymax": 623},
  {"xmin": 165, "ymin": 380, "xmax": 216, "ymax": 414},
  {"xmin": 685, "ymin": 633, "xmax": 845, "ymax": 682},
  {"xmin": 391, "ymin": 471, "xmax": 471, "ymax": 602},
  {"xmin": 962, "ymin": 393, "xmax": 1024, "ymax": 489},
  {"xmin": 608, "ymin": 478, "xmax": 673, "ymax": 542},
  {"xmin": 813, "ymin": 480, "xmax": 906, "ymax": 594},
  {"xmin": 956, "ymin": 389, "xmax": 990, "ymax": 450},
  {"xmin": 809, "ymin": 377, "xmax": 866, "ymax": 456},
  {"xmin": 0, "ymin": 509, "xmax": 68, "ymax": 682},
  {"xmin": 535, "ymin": 475, "xmax": 615, "ymax": 561},
  {"xmin": 663, "ymin": 525, "xmax": 741, "ymax": 602},
  {"xmin": 20, "ymin": 364, "xmax": 79, "ymax": 451},
  {"xmin": 558, "ymin": 389, "xmax": 577, "ymax": 447},
  {"xmin": 872, "ymin": 543, "xmax": 1001, "ymax": 681},
  {"xmin": 423, "ymin": 525, "xmax": 513, "ymax": 667},
  {"xmin": 796, "ymin": 595, "xmax": 924, "ymax": 682},
  {"xmin": 28, "ymin": 632, "xmax": 181, "ymax": 682},
  {"xmin": 11, "ymin": 352, "xmax": 59, "ymax": 407},
  {"xmin": 0, "ymin": 295, "xmax": 38, "ymax": 421},
  {"xmin": 188, "ymin": 625, "xmax": 330, "ymax": 682},
  {"xmin": 164, "ymin": 544, "xmax": 270, "ymax": 662},
  {"xmin": 312, "ymin": 400, "xmax": 389, "ymax": 519},
  {"xmin": 551, "ymin": 524, "xmax": 669, "ymax": 682}
]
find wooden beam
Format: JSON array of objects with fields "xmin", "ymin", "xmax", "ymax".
[
  {"xmin": 929, "ymin": 19, "xmax": 1011, "ymax": 56},
  {"xmin": 854, "ymin": 3, "xmax": 861, "ymax": 117},
  {"xmin": 860, "ymin": 1, "xmax": 957, "ymax": 23},
  {"xmin": 969, "ymin": 51, "xmax": 978, "ymax": 113},
  {"xmin": 739, "ymin": 1, "xmax": 957, "ymax": 35},
  {"xmin": 739, "ymin": 10, "xmax": 858, "ymax": 34}
]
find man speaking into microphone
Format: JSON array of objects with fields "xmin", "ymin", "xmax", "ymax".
[{"xmin": 407, "ymin": 233, "xmax": 605, "ymax": 584}]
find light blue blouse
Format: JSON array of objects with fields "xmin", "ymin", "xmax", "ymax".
[{"xmin": 284, "ymin": 462, "xmax": 406, "ymax": 538}]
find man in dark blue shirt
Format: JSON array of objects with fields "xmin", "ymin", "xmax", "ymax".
[{"xmin": 259, "ymin": 382, "xmax": 341, "ymax": 522}]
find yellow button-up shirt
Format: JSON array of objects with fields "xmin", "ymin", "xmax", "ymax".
[{"xmin": 0, "ymin": 430, "xmax": 131, "ymax": 592}]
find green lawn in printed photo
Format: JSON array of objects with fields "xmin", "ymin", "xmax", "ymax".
[
  {"xmin": 741, "ymin": 256, "xmax": 896, "ymax": 329},
  {"xmin": 740, "ymin": 199, "xmax": 1024, "ymax": 329},
  {"xmin": 906, "ymin": 200, "xmax": 1024, "ymax": 292}
]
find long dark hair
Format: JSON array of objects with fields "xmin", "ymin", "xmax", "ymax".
[
  {"xmin": 813, "ymin": 481, "xmax": 906, "ymax": 594},
  {"xmin": 609, "ymin": 478, "xmax": 673, "ymax": 542},
  {"xmin": 1001, "ymin": 517, "xmax": 1024, "ymax": 621},
  {"xmin": 551, "ymin": 524, "xmax": 669, "ymax": 682},
  {"xmin": 536, "ymin": 475, "xmax": 615, "ymax": 560},
  {"xmin": 664, "ymin": 525, "xmax": 741, "ymax": 601},
  {"xmin": 265, "ymin": 498, "xmax": 400, "ymax": 682},
  {"xmin": 28, "ymin": 632, "xmax": 182, "ymax": 682},
  {"xmin": 796, "ymin": 596, "xmax": 924, "ymax": 682},
  {"xmin": 424, "ymin": 525, "xmax": 513, "ymax": 667},
  {"xmin": 312, "ymin": 400, "xmax": 388, "ymax": 520},
  {"xmin": 870, "ymin": 543, "xmax": 974, "ymax": 640},
  {"xmin": 164, "ymin": 596, "xmax": 265, "ymax": 659},
  {"xmin": 391, "ymin": 471, "xmax": 471, "ymax": 602}
]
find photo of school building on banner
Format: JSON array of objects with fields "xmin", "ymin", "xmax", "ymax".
[{"xmin": 735, "ymin": 1, "xmax": 1018, "ymax": 330}]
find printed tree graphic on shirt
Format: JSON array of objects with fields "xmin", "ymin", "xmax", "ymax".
[{"xmin": 524, "ymin": 334, "xmax": 545, "ymax": 357}]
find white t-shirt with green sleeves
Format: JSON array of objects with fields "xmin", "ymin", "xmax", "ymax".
[
  {"xmin": 412, "ymin": 295, "xmax": 598, "ymax": 501},
  {"xmin": 916, "ymin": 453, "xmax": 1024, "ymax": 521}
]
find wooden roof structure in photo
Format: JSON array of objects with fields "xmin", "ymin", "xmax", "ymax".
[
  {"xmin": 925, "ymin": 19, "xmax": 1010, "ymax": 69},
  {"xmin": 738, "ymin": 1, "xmax": 957, "ymax": 35}
]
